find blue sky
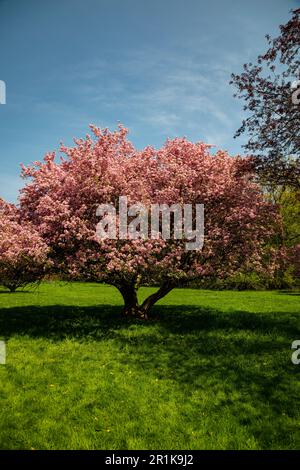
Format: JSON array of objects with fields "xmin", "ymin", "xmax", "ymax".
[{"xmin": 0, "ymin": 0, "xmax": 298, "ymax": 202}]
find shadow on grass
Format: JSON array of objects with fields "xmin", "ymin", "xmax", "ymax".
[
  {"xmin": 0, "ymin": 302, "xmax": 299, "ymax": 448},
  {"xmin": 0, "ymin": 291, "xmax": 32, "ymax": 295},
  {"xmin": 277, "ymin": 291, "xmax": 300, "ymax": 296},
  {"xmin": 0, "ymin": 303, "xmax": 299, "ymax": 341}
]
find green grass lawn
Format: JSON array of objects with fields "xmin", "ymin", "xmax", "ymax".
[{"xmin": 0, "ymin": 282, "xmax": 299, "ymax": 450}]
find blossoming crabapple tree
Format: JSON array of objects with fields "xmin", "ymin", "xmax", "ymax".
[
  {"xmin": 20, "ymin": 125, "xmax": 278, "ymax": 318},
  {"xmin": 0, "ymin": 198, "xmax": 49, "ymax": 292}
]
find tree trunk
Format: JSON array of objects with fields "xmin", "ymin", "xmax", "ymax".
[
  {"xmin": 141, "ymin": 282, "xmax": 174, "ymax": 313},
  {"xmin": 117, "ymin": 283, "xmax": 143, "ymax": 318},
  {"xmin": 4, "ymin": 284, "xmax": 17, "ymax": 292},
  {"xmin": 117, "ymin": 282, "xmax": 173, "ymax": 320}
]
